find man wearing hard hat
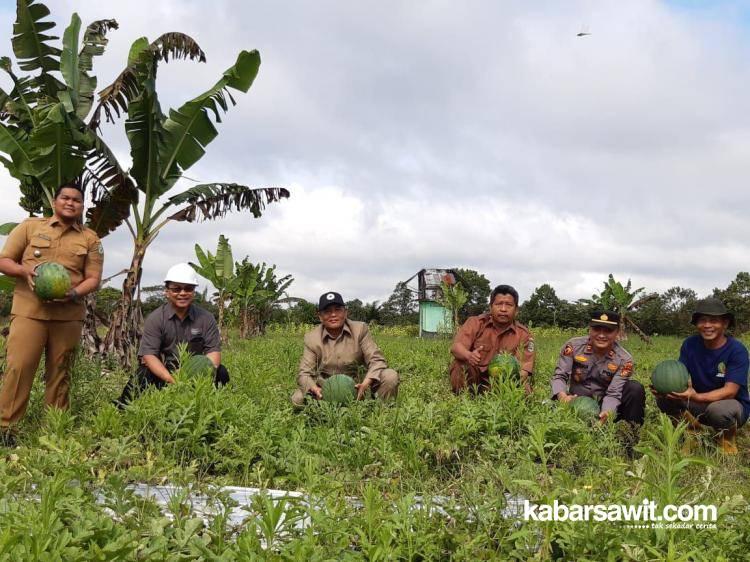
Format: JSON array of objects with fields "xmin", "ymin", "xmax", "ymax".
[{"xmin": 114, "ymin": 263, "xmax": 229, "ymax": 405}]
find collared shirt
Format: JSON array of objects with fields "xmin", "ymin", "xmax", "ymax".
[
  {"xmin": 138, "ymin": 303, "xmax": 221, "ymax": 368},
  {"xmin": 551, "ymin": 336, "xmax": 634, "ymax": 413},
  {"xmin": 679, "ymin": 335, "xmax": 750, "ymax": 419},
  {"xmin": 297, "ymin": 319, "xmax": 389, "ymax": 392},
  {"xmin": 0, "ymin": 216, "xmax": 104, "ymax": 321},
  {"xmin": 451, "ymin": 313, "xmax": 535, "ymax": 374}
]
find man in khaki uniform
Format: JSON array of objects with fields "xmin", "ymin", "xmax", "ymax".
[
  {"xmin": 0, "ymin": 184, "xmax": 103, "ymax": 446},
  {"xmin": 291, "ymin": 291, "xmax": 399, "ymax": 407},
  {"xmin": 450, "ymin": 284, "xmax": 535, "ymax": 394}
]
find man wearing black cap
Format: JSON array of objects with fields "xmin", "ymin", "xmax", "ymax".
[
  {"xmin": 551, "ymin": 311, "xmax": 646, "ymax": 428},
  {"xmin": 291, "ymin": 292, "xmax": 400, "ymax": 407},
  {"xmin": 654, "ymin": 297, "xmax": 749, "ymax": 454}
]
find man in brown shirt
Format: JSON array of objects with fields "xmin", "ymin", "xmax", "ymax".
[
  {"xmin": 0, "ymin": 184, "xmax": 103, "ymax": 445},
  {"xmin": 291, "ymin": 291, "xmax": 399, "ymax": 408},
  {"xmin": 449, "ymin": 284, "xmax": 534, "ymax": 394}
]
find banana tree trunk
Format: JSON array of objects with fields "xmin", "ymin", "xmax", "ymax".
[
  {"xmin": 624, "ymin": 315, "xmax": 652, "ymax": 344},
  {"xmin": 102, "ymin": 242, "xmax": 147, "ymax": 369},
  {"xmin": 81, "ymin": 294, "xmax": 103, "ymax": 356}
]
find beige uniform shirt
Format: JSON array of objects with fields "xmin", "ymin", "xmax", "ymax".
[
  {"xmin": 0, "ymin": 217, "xmax": 104, "ymax": 321},
  {"xmin": 297, "ymin": 320, "xmax": 389, "ymax": 392}
]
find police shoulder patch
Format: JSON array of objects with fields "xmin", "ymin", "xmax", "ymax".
[
  {"xmin": 526, "ymin": 338, "xmax": 535, "ymax": 353},
  {"xmin": 621, "ymin": 361, "xmax": 633, "ymax": 378},
  {"xmin": 563, "ymin": 344, "xmax": 573, "ymax": 357}
]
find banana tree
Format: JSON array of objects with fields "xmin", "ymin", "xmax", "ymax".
[
  {"xmin": 225, "ymin": 258, "xmax": 293, "ymax": 337},
  {"xmin": 190, "ymin": 235, "xmax": 234, "ymax": 337},
  {"xmin": 584, "ymin": 274, "xmax": 657, "ymax": 342},
  {"xmin": 90, "ymin": 34, "xmax": 288, "ymax": 365},
  {"xmin": 0, "ymin": 2, "xmax": 133, "ymax": 224}
]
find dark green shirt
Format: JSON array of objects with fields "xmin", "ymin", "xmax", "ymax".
[{"xmin": 138, "ymin": 303, "xmax": 221, "ymax": 368}]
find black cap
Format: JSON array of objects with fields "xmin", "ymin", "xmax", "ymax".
[
  {"xmin": 691, "ymin": 298, "xmax": 734, "ymax": 328},
  {"xmin": 590, "ymin": 310, "xmax": 620, "ymax": 328},
  {"xmin": 318, "ymin": 291, "xmax": 345, "ymax": 311}
]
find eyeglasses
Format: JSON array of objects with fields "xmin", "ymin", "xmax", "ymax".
[{"xmin": 167, "ymin": 285, "xmax": 196, "ymax": 294}]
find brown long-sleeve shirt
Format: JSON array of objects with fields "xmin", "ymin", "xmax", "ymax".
[
  {"xmin": 297, "ymin": 320, "xmax": 389, "ymax": 393},
  {"xmin": 450, "ymin": 314, "xmax": 535, "ymax": 374}
]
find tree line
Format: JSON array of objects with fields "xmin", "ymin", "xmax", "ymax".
[{"xmin": 267, "ymin": 270, "xmax": 750, "ymax": 337}]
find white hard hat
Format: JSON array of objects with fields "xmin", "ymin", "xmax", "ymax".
[{"xmin": 164, "ymin": 263, "xmax": 199, "ymax": 285}]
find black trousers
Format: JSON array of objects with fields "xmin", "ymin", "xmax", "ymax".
[
  {"xmin": 115, "ymin": 363, "xmax": 230, "ymax": 406},
  {"xmin": 614, "ymin": 380, "xmax": 646, "ymax": 425}
]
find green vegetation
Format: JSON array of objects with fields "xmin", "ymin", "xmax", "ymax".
[{"xmin": 0, "ymin": 329, "xmax": 748, "ymax": 559}]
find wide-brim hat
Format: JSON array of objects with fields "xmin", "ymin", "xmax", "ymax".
[
  {"xmin": 590, "ymin": 310, "xmax": 620, "ymax": 328},
  {"xmin": 690, "ymin": 297, "xmax": 734, "ymax": 328}
]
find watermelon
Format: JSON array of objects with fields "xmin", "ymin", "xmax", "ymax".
[
  {"xmin": 182, "ymin": 354, "xmax": 216, "ymax": 379},
  {"xmin": 571, "ymin": 396, "xmax": 600, "ymax": 420},
  {"xmin": 34, "ymin": 262, "xmax": 71, "ymax": 300},
  {"xmin": 488, "ymin": 353, "xmax": 521, "ymax": 382},
  {"xmin": 651, "ymin": 360, "xmax": 689, "ymax": 394},
  {"xmin": 322, "ymin": 374, "xmax": 356, "ymax": 405}
]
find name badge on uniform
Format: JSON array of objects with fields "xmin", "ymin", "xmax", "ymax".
[{"xmin": 190, "ymin": 328, "xmax": 201, "ymax": 335}]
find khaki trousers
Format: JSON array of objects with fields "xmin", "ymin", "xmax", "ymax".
[
  {"xmin": 0, "ymin": 316, "xmax": 83, "ymax": 427},
  {"xmin": 291, "ymin": 369, "xmax": 400, "ymax": 407}
]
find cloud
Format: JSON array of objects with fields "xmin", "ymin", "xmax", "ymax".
[{"xmin": 1, "ymin": 0, "xmax": 749, "ymax": 307}]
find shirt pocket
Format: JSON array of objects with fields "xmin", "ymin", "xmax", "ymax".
[
  {"xmin": 68, "ymin": 244, "xmax": 88, "ymax": 271},
  {"xmin": 24, "ymin": 237, "xmax": 52, "ymax": 263}
]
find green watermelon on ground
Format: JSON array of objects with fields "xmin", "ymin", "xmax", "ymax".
[
  {"xmin": 182, "ymin": 354, "xmax": 216, "ymax": 379},
  {"xmin": 487, "ymin": 352, "xmax": 521, "ymax": 382},
  {"xmin": 322, "ymin": 374, "xmax": 356, "ymax": 405},
  {"xmin": 571, "ymin": 396, "xmax": 600, "ymax": 420}
]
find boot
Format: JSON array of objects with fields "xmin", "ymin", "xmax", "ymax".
[
  {"xmin": 718, "ymin": 426, "xmax": 738, "ymax": 455},
  {"xmin": 0, "ymin": 430, "xmax": 16, "ymax": 448}
]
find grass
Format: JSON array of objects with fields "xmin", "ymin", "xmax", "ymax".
[{"xmin": 0, "ymin": 327, "xmax": 749, "ymax": 559}]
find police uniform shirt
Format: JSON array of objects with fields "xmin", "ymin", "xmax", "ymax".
[
  {"xmin": 138, "ymin": 303, "xmax": 221, "ymax": 368},
  {"xmin": 551, "ymin": 336, "xmax": 634, "ymax": 413},
  {"xmin": 297, "ymin": 319, "xmax": 388, "ymax": 393},
  {"xmin": 0, "ymin": 217, "xmax": 104, "ymax": 321}
]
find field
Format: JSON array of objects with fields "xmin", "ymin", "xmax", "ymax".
[{"xmin": 1, "ymin": 327, "xmax": 749, "ymax": 560}]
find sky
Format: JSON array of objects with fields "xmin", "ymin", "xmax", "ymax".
[{"xmin": 1, "ymin": 0, "xmax": 750, "ymax": 305}]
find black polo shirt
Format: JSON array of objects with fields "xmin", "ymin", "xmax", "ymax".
[{"xmin": 138, "ymin": 303, "xmax": 221, "ymax": 367}]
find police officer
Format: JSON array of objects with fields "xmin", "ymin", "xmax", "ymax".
[
  {"xmin": 291, "ymin": 291, "xmax": 399, "ymax": 407},
  {"xmin": 654, "ymin": 298, "xmax": 749, "ymax": 454},
  {"xmin": 0, "ymin": 184, "xmax": 103, "ymax": 447},
  {"xmin": 551, "ymin": 311, "xmax": 646, "ymax": 426},
  {"xmin": 449, "ymin": 284, "xmax": 535, "ymax": 394},
  {"xmin": 114, "ymin": 263, "xmax": 229, "ymax": 406}
]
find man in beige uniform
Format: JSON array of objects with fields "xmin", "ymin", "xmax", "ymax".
[
  {"xmin": 291, "ymin": 291, "xmax": 399, "ymax": 407},
  {"xmin": 0, "ymin": 184, "xmax": 103, "ymax": 446}
]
